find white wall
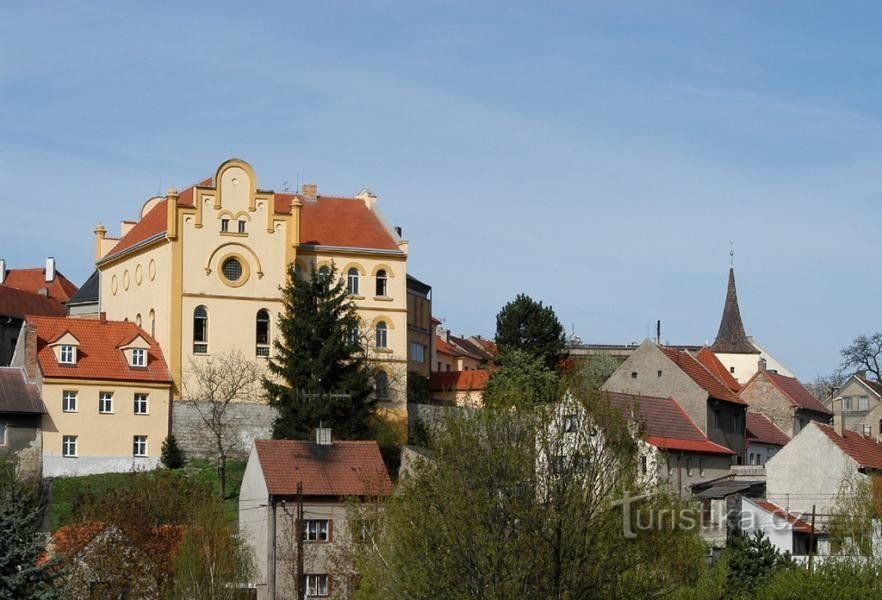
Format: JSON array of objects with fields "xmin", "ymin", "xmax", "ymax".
[
  {"xmin": 238, "ymin": 447, "xmax": 269, "ymax": 598},
  {"xmin": 741, "ymin": 497, "xmax": 794, "ymax": 555}
]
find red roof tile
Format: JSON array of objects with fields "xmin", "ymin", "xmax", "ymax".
[
  {"xmin": 2, "ymin": 269, "xmax": 79, "ymax": 303},
  {"xmin": 604, "ymin": 391, "xmax": 735, "ymax": 455},
  {"xmin": 103, "ymin": 199, "xmax": 169, "ymax": 260},
  {"xmin": 660, "ymin": 347, "xmax": 746, "ymax": 405},
  {"xmin": 436, "ymin": 335, "xmax": 471, "ymax": 358},
  {"xmin": 255, "ymin": 439, "xmax": 392, "ymax": 497},
  {"xmin": 430, "ymin": 370, "xmax": 490, "ymax": 392},
  {"xmin": 300, "ymin": 197, "xmax": 400, "ymax": 251},
  {"xmin": 27, "ymin": 316, "xmax": 171, "ymax": 384},
  {"xmin": 751, "ymin": 371, "xmax": 832, "ymax": 415},
  {"xmin": 695, "ymin": 347, "xmax": 741, "ymax": 392},
  {"xmin": 751, "ymin": 499, "xmax": 815, "ymax": 533},
  {"xmin": 0, "ymin": 286, "xmax": 66, "ymax": 319},
  {"xmin": 746, "ymin": 412, "xmax": 790, "ymax": 447},
  {"xmin": 817, "ymin": 423, "xmax": 882, "ymax": 471}
]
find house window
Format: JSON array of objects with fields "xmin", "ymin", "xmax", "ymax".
[
  {"xmin": 304, "ymin": 574, "xmax": 329, "ymax": 597},
  {"xmin": 0, "ymin": 423, "xmax": 6, "ymax": 446},
  {"xmin": 749, "ymin": 453, "xmax": 756, "ymax": 465},
  {"xmin": 256, "ymin": 309, "xmax": 270, "ymax": 357},
  {"xmin": 657, "ymin": 370, "xmax": 662, "ymax": 378},
  {"xmin": 63, "ymin": 390, "xmax": 77, "ymax": 412},
  {"xmin": 133, "ymin": 435, "xmax": 148, "ymax": 457},
  {"xmin": 551, "ymin": 455, "xmax": 568, "ymax": 475},
  {"xmin": 562, "ymin": 414, "xmax": 578, "ymax": 433},
  {"xmin": 131, "ymin": 348, "xmax": 146, "ymax": 367},
  {"xmin": 303, "ymin": 520, "xmax": 330, "ymax": 542},
  {"xmin": 409, "ymin": 342, "xmax": 426, "ymax": 363},
  {"xmin": 729, "ymin": 366, "xmax": 735, "ymax": 374},
  {"xmin": 317, "ymin": 266, "xmax": 330, "ymax": 283},
  {"xmin": 134, "ymin": 393, "xmax": 148, "ymax": 415},
  {"xmin": 375, "ymin": 372, "xmax": 389, "ymax": 400},
  {"xmin": 640, "ymin": 455, "xmax": 648, "ymax": 475},
  {"xmin": 193, "ymin": 306, "xmax": 208, "ymax": 354},
  {"xmin": 630, "ymin": 371, "xmax": 637, "ymax": 379},
  {"xmin": 347, "ymin": 268, "xmax": 360, "ymax": 295},
  {"xmin": 859, "ymin": 396, "xmax": 870, "ymax": 411},
  {"xmin": 59, "ymin": 345, "xmax": 76, "ymax": 364},
  {"xmin": 347, "ymin": 324, "xmax": 360, "ymax": 346},
  {"xmin": 62, "ymin": 435, "xmax": 77, "ymax": 457},
  {"xmin": 99, "ymin": 392, "xmax": 113, "ymax": 414},
  {"xmin": 220, "ymin": 218, "xmax": 229, "ymax": 232},
  {"xmin": 667, "ymin": 457, "xmax": 674, "ymax": 476},
  {"xmin": 237, "ymin": 220, "xmax": 246, "ymax": 234},
  {"xmin": 686, "ymin": 458, "xmax": 693, "ymax": 477},
  {"xmin": 353, "ymin": 520, "xmax": 376, "ymax": 543},
  {"xmin": 863, "ymin": 424, "xmax": 873, "ymax": 437},
  {"xmin": 375, "ymin": 322, "xmax": 388, "ymax": 349},
  {"xmin": 375, "ymin": 269, "xmax": 388, "ymax": 297}
]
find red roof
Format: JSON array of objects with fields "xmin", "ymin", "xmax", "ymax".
[
  {"xmin": 299, "ymin": 197, "xmax": 399, "ymax": 251},
  {"xmin": 104, "ymin": 198, "xmax": 169, "ymax": 260},
  {"xmin": 817, "ymin": 423, "xmax": 882, "ymax": 471},
  {"xmin": 430, "ymin": 370, "xmax": 490, "ymax": 392},
  {"xmin": 28, "ymin": 316, "xmax": 171, "ymax": 384},
  {"xmin": 695, "ymin": 347, "xmax": 741, "ymax": 392},
  {"xmin": 751, "ymin": 499, "xmax": 815, "ymax": 533},
  {"xmin": 746, "ymin": 371, "xmax": 832, "ymax": 415},
  {"xmin": 2, "ymin": 268, "xmax": 79, "ymax": 303},
  {"xmin": 0, "ymin": 286, "xmax": 66, "ymax": 319},
  {"xmin": 255, "ymin": 439, "xmax": 392, "ymax": 497},
  {"xmin": 604, "ymin": 391, "xmax": 735, "ymax": 455},
  {"xmin": 746, "ymin": 412, "xmax": 790, "ymax": 447},
  {"xmin": 660, "ymin": 347, "xmax": 746, "ymax": 405},
  {"xmin": 436, "ymin": 335, "xmax": 473, "ymax": 358}
]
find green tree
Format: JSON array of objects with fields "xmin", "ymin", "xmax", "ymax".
[
  {"xmin": 265, "ymin": 262, "xmax": 376, "ymax": 440},
  {"xmin": 160, "ymin": 434, "xmax": 186, "ymax": 470},
  {"xmin": 494, "ymin": 293, "xmax": 565, "ymax": 370},
  {"xmin": 725, "ymin": 531, "xmax": 793, "ymax": 599},
  {"xmin": 482, "ymin": 349, "xmax": 562, "ymax": 409}
]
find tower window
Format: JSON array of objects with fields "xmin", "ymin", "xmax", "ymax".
[
  {"xmin": 237, "ymin": 220, "xmax": 246, "ymax": 233},
  {"xmin": 256, "ymin": 309, "xmax": 270, "ymax": 357},
  {"xmin": 193, "ymin": 306, "xmax": 208, "ymax": 354},
  {"xmin": 375, "ymin": 321, "xmax": 388, "ymax": 349},
  {"xmin": 347, "ymin": 268, "xmax": 360, "ymax": 295},
  {"xmin": 375, "ymin": 270, "xmax": 388, "ymax": 297}
]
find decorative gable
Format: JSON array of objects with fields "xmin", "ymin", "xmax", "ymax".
[
  {"xmin": 118, "ymin": 334, "xmax": 150, "ymax": 368},
  {"xmin": 49, "ymin": 331, "xmax": 81, "ymax": 365}
]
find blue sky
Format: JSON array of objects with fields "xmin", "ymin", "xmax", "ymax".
[{"xmin": 2, "ymin": 1, "xmax": 881, "ymax": 380}]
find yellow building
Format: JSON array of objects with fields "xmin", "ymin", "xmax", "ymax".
[
  {"xmin": 14, "ymin": 315, "xmax": 173, "ymax": 477},
  {"xmin": 93, "ymin": 159, "xmax": 409, "ymax": 415}
]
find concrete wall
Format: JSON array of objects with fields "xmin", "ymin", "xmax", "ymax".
[
  {"xmin": 0, "ymin": 413, "xmax": 41, "ymax": 479},
  {"xmin": 172, "ymin": 401, "xmax": 276, "ymax": 460},
  {"xmin": 741, "ymin": 497, "xmax": 795, "ymax": 555}
]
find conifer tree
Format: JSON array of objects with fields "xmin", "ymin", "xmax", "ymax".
[
  {"xmin": 495, "ymin": 293, "xmax": 566, "ymax": 370},
  {"xmin": 265, "ymin": 262, "xmax": 376, "ymax": 440}
]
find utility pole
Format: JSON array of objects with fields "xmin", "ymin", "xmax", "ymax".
[
  {"xmin": 296, "ymin": 481, "xmax": 304, "ymax": 599},
  {"xmin": 808, "ymin": 504, "xmax": 817, "ymax": 572}
]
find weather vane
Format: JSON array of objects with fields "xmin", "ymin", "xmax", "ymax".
[{"xmin": 729, "ymin": 241, "xmax": 735, "ymax": 267}]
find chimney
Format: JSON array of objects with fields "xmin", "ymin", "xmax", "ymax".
[
  {"xmin": 99, "ymin": 312, "xmax": 107, "ymax": 324},
  {"xmin": 758, "ymin": 357, "xmax": 767, "ymax": 372},
  {"xmin": 833, "ymin": 397, "xmax": 844, "ymax": 437},
  {"xmin": 394, "ymin": 226, "xmax": 402, "ymax": 237},
  {"xmin": 23, "ymin": 323, "xmax": 39, "ymax": 381},
  {"xmin": 301, "ymin": 183, "xmax": 317, "ymax": 202},
  {"xmin": 45, "ymin": 257, "xmax": 56, "ymax": 283},
  {"xmin": 0, "ymin": 258, "xmax": 5, "ymax": 284},
  {"xmin": 315, "ymin": 427, "xmax": 332, "ymax": 445}
]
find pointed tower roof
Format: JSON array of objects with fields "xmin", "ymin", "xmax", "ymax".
[{"xmin": 710, "ymin": 268, "xmax": 759, "ymax": 354}]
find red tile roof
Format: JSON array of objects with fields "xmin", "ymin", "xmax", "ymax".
[
  {"xmin": 746, "ymin": 412, "xmax": 790, "ymax": 447},
  {"xmin": 817, "ymin": 423, "xmax": 882, "ymax": 471},
  {"xmin": 751, "ymin": 499, "xmax": 815, "ymax": 533},
  {"xmin": 28, "ymin": 316, "xmax": 171, "ymax": 384},
  {"xmin": 103, "ymin": 198, "xmax": 169, "ymax": 260},
  {"xmin": 430, "ymin": 370, "xmax": 490, "ymax": 392},
  {"xmin": 255, "ymin": 439, "xmax": 392, "ymax": 497},
  {"xmin": 436, "ymin": 335, "xmax": 475, "ymax": 358},
  {"xmin": 0, "ymin": 286, "xmax": 66, "ymax": 319},
  {"xmin": 750, "ymin": 371, "xmax": 832, "ymax": 415},
  {"xmin": 300, "ymin": 197, "xmax": 400, "ymax": 251},
  {"xmin": 2, "ymin": 269, "xmax": 79, "ymax": 303},
  {"xmin": 660, "ymin": 347, "xmax": 746, "ymax": 405},
  {"xmin": 695, "ymin": 347, "xmax": 741, "ymax": 392},
  {"xmin": 604, "ymin": 391, "xmax": 735, "ymax": 455}
]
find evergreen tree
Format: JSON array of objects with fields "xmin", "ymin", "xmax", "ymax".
[
  {"xmin": 495, "ymin": 293, "xmax": 566, "ymax": 370},
  {"xmin": 265, "ymin": 262, "xmax": 376, "ymax": 440},
  {"xmin": 0, "ymin": 478, "xmax": 59, "ymax": 599},
  {"xmin": 160, "ymin": 434, "xmax": 185, "ymax": 469}
]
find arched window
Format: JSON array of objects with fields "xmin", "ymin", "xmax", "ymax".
[
  {"xmin": 193, "ymin": 306, "xmax": 208, "ymax": 354},
  {"xmin": 256, "ymin": 309, "xmax": 270, "ymax": 357},
  {"xmin": 347, "ymin": 324, "xmax": 360, "ymax": 346},
  {"xmin": 237, "ymin": 220, "xmax": 246, "ymax": 234},
  {"xmin": 148, "ymin": 309, "xmax": 155, "ymax": 338},
  {"xmin": 318, "ymin": 266, "xmax": 331, "ymax": 284},
  {"xmin": 375, "ymin": 371, "xmax": 389, "ymax": 400},
  {"xmin": 375, "ymin": 269, "xmax": 388, "ymax": 297},
  {"xmin": 135, "ymin": 313, "xmax": 142, "ymax": 327},
  {"xmin": 375, "ymin": 321, "xmax": 388, "ymax": 349},
  {"xmin": 347, "ymin": 268, "xmax": 360, "ymax": 295}
]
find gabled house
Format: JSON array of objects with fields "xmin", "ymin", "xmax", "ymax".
[
  {"xmin": 746, "ymin": 412, "xmax": 789, "ymax": 466},
  {"xmin": 829, "ymin": 372, "xmax": 882, "ymax": 440},
  {"xmin": 0, "ymin": 285, "xmax": 66, "ymax": 366},
  {"xmin": 740, "ymin": 497, "xmax": 820, "ymax": 559},
  {"xmin": 66, "ymin": 270, "xmax": 100, "ymax": 317},
  {"xmin": 739, "ymin": 369, "xmax": 832, "ymax": 438},
  {"xmin": 0, "ymin": 257, "xmax": 79, "ymax": 305},
  {"xmin": 602, "ymin": 339, "xmax": 748, "ymax": 461},
  {"xmin": 12, "ymin": 314, "xmax": 172, "ymax": 477},
  {"xmin": 429, "ymin": 369, "xmax": 490, "ymax": 407},
  {"xmin": 434, "ymin": 330, "xmax": 485, "ymax": 372},
  {"xmin": 0, "ymin": 367, "xmax": 46, "ymax": 479},
  {"xmin": 239, "ymin": 431, "xmax": 392, "ymax": 600}
]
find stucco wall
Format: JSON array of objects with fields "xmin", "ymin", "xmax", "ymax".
[
  {"xmin": 741, "ymin": 497, "xmax": 795, "ymax": 555},
  {"xmin": 239, "ymin": 448, "xmax": 269, "ymax": 599},
  {"xmin": 172, "ymin": 401, "xmax": 275, "ymax": 460}
]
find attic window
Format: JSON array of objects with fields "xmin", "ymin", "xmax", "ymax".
[
  {"xmin": 630, "ymin": 371, "xmax": 637, "ymax": 379},
  {"xmin": 657, "ymin": 370, "xmax": 662, "ymax": 378},
  {"xmin": 729, "ymin": 366, "xmax": 735, "ymax": 374},
  {"xmin": 59, "ymin": 345, "xmax": 76, "ymax": 365},
  {"xmin": 131, "ymin": 348, "xmax": 147, "ymax": 368}
]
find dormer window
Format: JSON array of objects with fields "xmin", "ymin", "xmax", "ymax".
[
  {"xmin": 60, "ymin": 345, "xmax": 76, "ymax": 364},
  {"xmin": 131, "ymin": 348, "xmax": 147, "ymax": 368}
]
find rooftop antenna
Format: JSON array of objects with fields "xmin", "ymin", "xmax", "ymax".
[
  {"xmin": 656, "ymin": 320, "xmax": 661, "ymax": 345},
  {"xmin": 282, "ymin": 180, "xmax": 290, "ymax": 191}
]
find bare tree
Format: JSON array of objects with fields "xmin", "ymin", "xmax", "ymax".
[
  {"xmin": 840, "ymin": 333, "xmax": 882, "ymax": 382},
  {"xmin": 183, "ymin": 350, "xmax": 263, "ymax": 499}
]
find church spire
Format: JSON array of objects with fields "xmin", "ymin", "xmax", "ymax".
[{"xmin": 710, "ymin": 267, "xmax": 759, "ymax": 354}]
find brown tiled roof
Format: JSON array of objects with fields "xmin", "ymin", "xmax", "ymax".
[
  {"xmin": 746, "ymin": 412, "xmax": 790, "ymax": 447},
  {"xmin": 28, "ymin": 316, "xmax": 171, "ymax": 384},
  {"xmin": 695, "ymin": 347, "xmax": 741, "ymax": 392},
  {"xmin": 751, "ymin": 499, "xmax": 815, "ymax": 533},
  {"xmin": 604, "ymin": 391, "xmax": 735, "ymax": 455},
  {"xmin": 660, "ymin": 347, "xmax": 746, "ymax": 405},
  {"xmin": 816, "ymin": 423, "xmax": 882, "ymax": 471},
  {"xmin": 430, "ymin": 370, "xmax": 490, "ymax": 392},
  {"xmin": 299, "ymin": 197, "xmax": 400, "ymax": 251},
  {"xmin": 0, "ymin": 367, "xmax": 45, "ymax": 414},
  {"xmin": 856, "ymin": 375, "xmax": 882, "ymax": 398},
  {"xmin": 710, "ymin": 268, "xmax": 759, "ymax": 354},
  {"xmin": 255, "ymin": 439, "xmax": 392, "ymax": 497},
  {"xmin": 103, "ymin": 199, "xmax": 169, "ymax": 260},
  {"xmin": 759, "ymin": 371, "xmax": 832, "ymax": 415},
  {"xmin": 0, "ymin": 286, "xmax": 66, "ymax": 319},
  {"xmin": 436, "ymin": 335, "xmax": 480, "ymax": 359},
  {"xmin": 2, "ymin": 269, "xmax": 79, "ymax": 304}
]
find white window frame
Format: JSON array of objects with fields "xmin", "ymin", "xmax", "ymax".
[
  {"xmin": 99, "ymin": 391, "xmax": 113, "ymax": 414},
  {"xmin": 133, "ymin": 393, "xmax": 149, "ymax": 415},
  {"xmin": 133, "ymin": 435, "xmax": 148, "ymax": 457},
  {"xmin": 304, "ymin": 574, "xmax": 329, "ymax": 597},
  {"xmin": 375, "ymin": 322, "xmax": 388, "ymax": 349},
  {"xmin": 62, "ymin": 435, "xmax": 77, "ymax": 457},
  {"xmin": 347, "ymin": 268, "xmax": 360, "ymax": 295},
  {"xmin": 62, "ymin": 390, "xmax": 77, "ymax": 412},
  {"xmin": 59, "ymin": 345, "xmax": 76, "ymax": 364},
  {"xmin": 375, "ymin": 372, "xmax": 389, "ymax": 400},
  {"xmin": 131, "ymin": 348, "xmax": 146, "ymax": 368},
  {"xmin": 562, "ymin": 414, "xmax": 578, "ymax": 433},
  {"xmin": 303, "ymin": 519, "xmax": 330, "ymax": 542}
]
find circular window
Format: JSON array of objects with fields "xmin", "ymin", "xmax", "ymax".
[
  {"xmin": 217, "ymin": 254, "xmax": 250, "ymax": 288},
  {"xmin": 222, "ymin": 258, "xmax": 242, "ymax": 281}
]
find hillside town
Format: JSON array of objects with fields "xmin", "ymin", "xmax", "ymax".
[{"xmin": 1, "ymin": 158, "xmax": 881, "ymax": 598}]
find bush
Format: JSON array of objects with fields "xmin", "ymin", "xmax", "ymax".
[{"xmin": 161, "ymin": 434, "xmax": 186, "ymax": 469}]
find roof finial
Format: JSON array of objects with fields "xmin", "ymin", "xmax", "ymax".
[{"xmin": 729, "ymin": 241, "xmax": 735, "ymax": 268}]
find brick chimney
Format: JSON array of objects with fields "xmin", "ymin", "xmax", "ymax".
[
  {"xmin": 301, "ymin": 183, "xmax": 317, "ymax": 202},
  {"xmin": 833, "ymin": 397, "xmax": 844, "ymax": 437},
  {"xmin": 758, "ymin": 357, "xmax": 767, "ymax": 372},
  {"xmin": 23, "ymin": 323, "xmax": 39, "ymax": 381}
]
